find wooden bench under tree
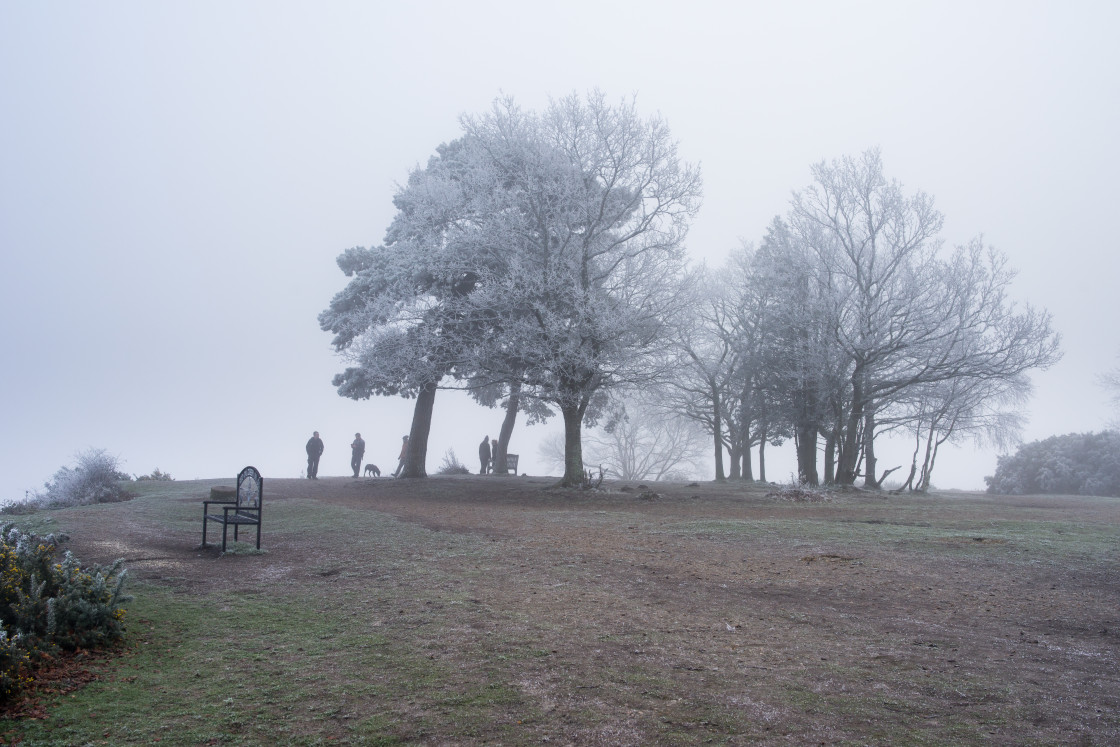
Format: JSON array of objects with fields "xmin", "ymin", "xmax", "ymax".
[{"xmin": 202, "ymin": 466, "xmax": 263, "ymax": 552}]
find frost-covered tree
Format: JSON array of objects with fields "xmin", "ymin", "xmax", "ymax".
[
  {"xmin": 453, "ymin": 93, "xmax": 702, "ymax": 487},
  {"xmin": 720, "ymin": 244, "xmax": 794, "ymax": 482},
  {"xmin": 784, "ymin": 149, "xmax": 947, "ymax": 486},
  {"xmin": 761, "ymin": 150, "xmax": 1060, "ymax": 487},
  {"xmin": 321, "ymin": 93, "xmax": 701, "ymax": 485},
  {"xmin": 584, "ymin": 392, "xmax": 708, "ymax": 481},
  {"xmin": 750, "ymin": 217, "xmax": 849, "ymax": 486},
  {"xmin": 320, "ymin": 133, "xmax": 515, "ymax": 476},
  {"xmin": 661, "ymin": 267, "xmax": 741, "ymax": 480},
  {"xmin": 894, "ymin": 375, "xmax": 1026, "ymax": 493}
]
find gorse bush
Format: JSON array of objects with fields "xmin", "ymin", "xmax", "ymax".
[
  {"xmin": 0, "ymin": 627, "xmax": 31, "ymax": 701},
  {"xmin": 0, "ymin": 525, "xmax": 131, "ymax": 701}
]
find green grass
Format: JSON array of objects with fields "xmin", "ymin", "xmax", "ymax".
[{"xmin": 7, "ymin": 580, "xmax": 538, "ymax": 745}]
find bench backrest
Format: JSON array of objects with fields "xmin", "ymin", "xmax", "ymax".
[{"xmin": 236, "ymin": 466, "xmax": 263, "ymax": 510}]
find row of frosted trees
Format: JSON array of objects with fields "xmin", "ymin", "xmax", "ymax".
[
  {"xmin": 321, "ymin": 93, "xmax": 1059, "ymax": 490},
  {"xmin": 668, "ymin": 150, "xmax": 1061, "ymax": 489}
]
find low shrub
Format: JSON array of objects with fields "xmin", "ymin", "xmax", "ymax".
[
  {"xmin": 0, "ymin": 525, "xmax": 130, "ymax": 702},
  {"xmin": 15, "ymin": 449, "xmax": 134, "ymax": 513},
  {"xmin": 437, "ymin": 449, "xmax": 470, "ymax": 475},
  {"xmin": 136, "ymin": 468, "xmax": 174, "ymax": 482}
]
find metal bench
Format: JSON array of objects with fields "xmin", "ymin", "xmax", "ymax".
[{"xmin": 202, "ymin": 466, "xmax": 263, "ymax": 552}]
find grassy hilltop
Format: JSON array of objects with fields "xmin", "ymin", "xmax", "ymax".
[{"xmin": 3, "ymin": 476, "xmax": 1119, "ymax": 745}]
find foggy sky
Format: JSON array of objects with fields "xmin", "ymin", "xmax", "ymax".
[{"xmin": 2, "ymin": 1, "xmax": 1118, "ymax": 503}]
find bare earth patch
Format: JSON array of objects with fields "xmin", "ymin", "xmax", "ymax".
[{"xmin": 52, "ymin": 476, "xmax": 1120, "ymax": 743}]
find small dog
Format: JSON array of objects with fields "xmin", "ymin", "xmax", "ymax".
[{"xmin": 363, "ymin": 463, "xmax": 381, "ymax": 477}]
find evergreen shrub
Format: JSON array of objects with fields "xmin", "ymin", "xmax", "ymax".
[
  {"xmin": 985, "ymin": 431, "xmax": 1120, "ymax": 497},
  {"xmin": 0, "ymin": 525, "xmax": 131, "ymax": 701}
]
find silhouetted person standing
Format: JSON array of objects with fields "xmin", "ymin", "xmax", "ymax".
[
  {"xmin": 479, "ymin": 435, "xmax": 491, "ymax": 475},
  {"xmin": 350, "ymin": 433, "xmax": 365, "ymax": 478},
  {"xmin": 393, "ymin": 435, "xmax": 409, "ymax": 477},
  {"xmin": 306, "ymin": 431, "xmax": 324, "ymax": 479}
]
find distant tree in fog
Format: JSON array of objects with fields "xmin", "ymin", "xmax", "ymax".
[
  {"xmin": 1100, "ymin": 354, "xmax": 1120, "ymax": 429},
  {"xmin": 583, "ymin": 394, "xmax": 708, "ymax": 481},
  {"xmin": 894, "ymin": 375, "xmax": 1027, "ymax": 493},
  {"xmin": 660, "ymin": 267, "xmax": 740, "ymax": 481},
  {"xmin": 537, "ymin": 393, "xmax": 707, "ymax": 482}
]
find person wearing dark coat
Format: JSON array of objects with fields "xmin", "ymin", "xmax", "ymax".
[
  {"xmin": 479, "ymin": 435, "xmax": 492, "ymax": 475},
  {"xmin": 306, "ymin": 431, "xmax": 324, "ymax": 479},
  {"xmin": 350, "ymin": 433, "xmax": 365, "ymax": 478}
]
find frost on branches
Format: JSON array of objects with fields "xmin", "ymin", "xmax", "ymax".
[{"xmin": 320, "ymin": 92, "xmax": 701, "ymax": 486}]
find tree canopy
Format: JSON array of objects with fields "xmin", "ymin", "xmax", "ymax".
[
  {"xmin": 320, "ymin": 92, "xmax": 702, "ymax": 484},
  {"xmin": 653, "ymin": 150, "xmax": 1060, "ymax": 490},
  {"xmin": 322, "ymin": 107, "xmax": 1057, "ymax": 493}
]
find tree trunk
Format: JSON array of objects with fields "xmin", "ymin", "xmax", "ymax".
[
  {"xmin": 559, "ymin": 403, "xmax": 586, "ymax": 488},
  {"xmin": 739, "ymin": 413, "xmax": 753, "ymax": 481},
  {"xmin": 917, "ymin": 422, "xmax": 939, "ymax": 492},
  {"xmin": 836, "ymin": 367, "xmax": 865, "ymax": 485},
  {"xmin": 493, "ymin": 382, "xmax": 521, "ymax": 475},
  {"xmin": 758, "ymin": 435, "xmax": 767, "ymax": 483},
  {"xmin": 919, "ymin": 439, "xmax": 942, "ymax": 492},
  {"xmin": 823, "ymin": 429, "xmax": 837, "ymax": 484},
  {"xmin": 795, "ymin": 424, "xmax": 819, "ymax": 486},
  {"xmin": 711, "ymin": 386, "xmax": 725, "ymax": 481},
  {"xmin": 728, "ymin": 444, "xmax": 742, "ymax": 479},
  {"xmin": 401, "ymin": 382, "xmax": 437, "ymax": 478},
  {"xmin": 900, "ymin": 423, "xmax": 922, "ymax": 492},
  {"xmin": 863, "ymin": 407, "xmax": 879, "ymax": 488}
]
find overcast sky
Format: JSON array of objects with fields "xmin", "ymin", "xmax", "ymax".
[{"xmin": 2, "ymin": 1, "xmax": 1118, "ymax": 502}]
